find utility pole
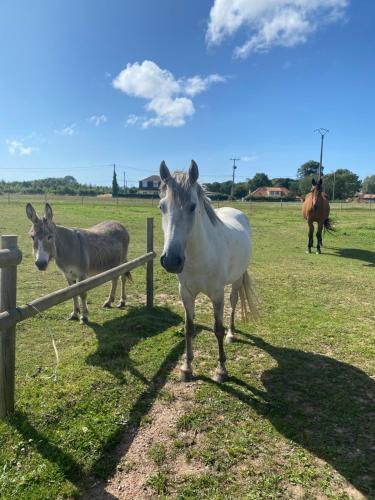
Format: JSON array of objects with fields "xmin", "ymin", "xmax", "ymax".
[
  {"xmin": 123, "ymin": 171, "xmax": 126, "ymax": 193},
  {"xmin": 230, "ymin": 157, "xmax": 240, "ymax": 200},
  {"xmin": 332, "ymin": 169, "xmax": 336, "ymax": 202},
  {"xmin": 314, "ymin": 128, "xmax": 329, "ymax": 179}
]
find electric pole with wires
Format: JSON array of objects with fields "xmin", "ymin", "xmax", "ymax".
[
  {"xmin": 230, "ymin": 157, "xmax": 240, "ymax": 200},
  {"xmin": 314, "ymin": 128, "xmax": 329, "ymax": 179}
]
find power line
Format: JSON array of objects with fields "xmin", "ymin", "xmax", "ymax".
[{"xmin": 229, "ymin": 157, "xmax": 240, "ymax": 199}]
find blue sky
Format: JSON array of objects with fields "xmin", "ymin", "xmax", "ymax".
[{"xmin": 0, "ymin": 0, "xmax": 374, "ymax": 186}]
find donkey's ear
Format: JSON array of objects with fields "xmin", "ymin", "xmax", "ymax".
[
  {"xmin": 188, "ymin": 160, "xmax": 199, "ymax": 185},
  {"xmin": 160, "ymin": 161, "xmax": 171, "ymax": 183},
  {"xmin": 26, "ymin": 203, "xmax": 39, "ymax": 223},
  {"xmin": 44, "ymin": 203, "xmax": 53, "ymax": 221},
  {"xmin": 311, "ymin": 178, "xmax": 316, "ymax": 186}
]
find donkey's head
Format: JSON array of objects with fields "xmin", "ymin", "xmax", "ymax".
[
  {"xmin": 159, "ymin": 160, "xmax": 199, "ymax": 273},
  {"xmin": 26, "ymin": 203, "xmax": 56, "ymax": 271},
  {"xmin": 311, "ymin": 177, "xmax": 323, "ymax": 211}
]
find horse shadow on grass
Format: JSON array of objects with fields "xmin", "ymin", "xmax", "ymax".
[
  {"xmin": 10, "ymin": 305, "xmax": 184, "ymax": 497},
  {"xmin": 86, "ymin": 305, "xmax": 181, "ymax": 384},
  {"xmin": 202, "ymin": 333, "xmax": 375, "ymax": 497},
  {"xmin": 332, "ymin": 247, "xmax": 375, "ymax": 267}
]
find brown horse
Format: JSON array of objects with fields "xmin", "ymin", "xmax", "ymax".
[{"xmin": 302, "ymin": 178, "xmax": 333, "ymax": 254}]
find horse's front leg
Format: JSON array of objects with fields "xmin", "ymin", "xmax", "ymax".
[
  {"xmin": 316, "ymin": 221, "xmax": 323, "ymax": 254},
  {"xmin": 179, "ymin": 284, "xmax": 196, "ymax": 382},
  {"xmin": 213, "ymin": 292, "xmax": 228, "ymax": 383},
  {"xmin": 226, "ymin": 278, "xmax": 242, "ymax": 343},
  {"xmin": 65, "ymin": 276, "xmax": 80, "ymax": 320},
  {"xmin": 306, "ymin": 221, "xmax": 314, "ymax": 254}
]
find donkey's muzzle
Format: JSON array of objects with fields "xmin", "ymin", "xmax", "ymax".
[
  {"xmin": 160, "ymin": 253, "xmax": 185, "ymax": 274},
  {"xmin": 35, "ymin": 260, "xmax": 48, "ymax": 271}
]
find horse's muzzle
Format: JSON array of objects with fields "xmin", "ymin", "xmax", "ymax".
[{"xmin": 160, "ymin": 253, "xmax": 185, "ymax": 274}]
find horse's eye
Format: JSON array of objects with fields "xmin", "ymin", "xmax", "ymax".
[
  {"xmin": 190, "ymin": 203, "xmax": 196, "ymax": 212},
  {"xmin": 31, "ymin": 235, "xmax": 35, "ymax": 240},
  {"xmin": 47, "ymin": 235, "xmax": 52, "ymax": 241}
]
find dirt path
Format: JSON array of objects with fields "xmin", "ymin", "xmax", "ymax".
[{"xmin": 86, "ymin": 370, "xmax": 204, "ymax": 499}]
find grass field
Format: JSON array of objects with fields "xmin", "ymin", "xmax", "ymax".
[{"xmin": 0, "ymin": 198, "xmax": 375, "ymax": 499}]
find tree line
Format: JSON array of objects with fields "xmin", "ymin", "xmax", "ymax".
[
  {"xmin": 0, "ymin": 176, "xmax": 111, "ymax": 196},
  {"xmin": 205, "ymin": 161, "xmax": 373, "ymax": 200}
]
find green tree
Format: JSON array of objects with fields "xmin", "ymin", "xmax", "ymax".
[
  {"xmin": 234, "ymin": 182, "xmax": 249, "ymax": 199},
  {"xmin": 297, "ymin": 160, "xmax": 323, "ymax": 179},
  {"xmin": 248, "ymin": 173, "xmax": 271, "ymax": 192},
  {"xmin": 112, "ymin": 166, "xmax": 119, "ymax": 197},
  {"xmin": 323, "ymin": 170, "xmax": 361, "ymax": 200},
  {"xmin": 362, "ymin": 175, "xmax": 375, "ymax": 194}
]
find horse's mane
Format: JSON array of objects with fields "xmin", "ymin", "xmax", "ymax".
[{"xmin": 159, "ymin": 171, "xmax": 221, "ymax": 225}]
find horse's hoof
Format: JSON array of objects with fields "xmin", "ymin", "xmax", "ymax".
[
  {"xmin": 316, "ymin": 250, "xmax": 322, "ymax": 255},
  {"xmin": 180, "ymin": 369, "xmax": 193, "ymax": 382},
  {"xmin": 68, "ymin": 313, "xmax": 79, "ymax": 321},
  {"xmin": 213, "ymin": 369, "xmax": 228, "ymax": 383},
  {"xmin": 305, "ymin": 249, "xmax": 311, "ymax": 254},
  {"xmin": 225, "ymin": 334, "xmax": 235, "ymax": 344},
  {"xmin": 80, "ymin": 316, "xmax": 88, "ymax": 325},
  {"xmin": 117, "ymin": 301, "xmax": 126, "ymax": 309},
  {"xmin": 102, "ymin": 302, "xmax": 112, "ymax": 309}
]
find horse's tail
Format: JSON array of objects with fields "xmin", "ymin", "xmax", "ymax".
[
  {"xmin": 239, "ymin": 270, "xmax": 259, "ymax": 323},
  {"xmin": 324, "ymin": 218, "xmax": 335, "ymax": 233}
]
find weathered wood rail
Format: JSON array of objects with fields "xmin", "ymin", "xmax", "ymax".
[{"xmin": 0, "ymin": 217, "xmax": 155, "ymax": 419}]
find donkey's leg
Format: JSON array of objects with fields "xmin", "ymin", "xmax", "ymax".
[
  {"xmin": 316, "ymin": 221, "xmax": 323, "ymax": 254},
  {"xmin": 179, "ymin": 284, "xmax": 196, "ymax": 382},
  {"xmin": 306, "ymin": 222, "xmax": 314, "ymax": 253},
  {"xmin": 117, "ymin": 274, "xmax": 127, "ymax": 308},
  {"xmin": 226, "ymin": 278, "xmax": 242, "ymax": 344},
  {"xmin": 103, "ymin": 278, "xmax": 118, "ymax": 308},
  {"xmin": 66, "ymin": 276, "xmax": 80, "ymax": 320},
  {"xmin": 77, "ymin": 276, "xmax": 89, "ymax": 324},
  {"xmin": 213, "ymin": 293, "xmax": 228, "ymax": 383}
]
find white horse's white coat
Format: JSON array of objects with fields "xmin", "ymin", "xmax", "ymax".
[{"xmin": 159, "ymin": 161, "xmax": 257, "ymax": 382}]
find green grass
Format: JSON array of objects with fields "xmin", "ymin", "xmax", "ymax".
[{"xmin": 1, "ymin": 198, "xmax": 375, "ymax": 498}]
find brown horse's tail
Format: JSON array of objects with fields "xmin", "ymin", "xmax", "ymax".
[
  {"xmin": 239, "ymin": 270, "xmax": 259, "ymax": 322},
  {"xmin": 324, "ymin": 218, "xmax": 335, "ymax": 233}
]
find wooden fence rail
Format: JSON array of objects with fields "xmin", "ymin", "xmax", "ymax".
[{"xmin": 0, "ymin": 217, "xmax": 155, "ymax": 419}]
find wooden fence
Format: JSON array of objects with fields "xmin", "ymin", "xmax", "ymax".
[{"xmin": 0, "ymin": 217, "xmax": 155, "ymax": 419}]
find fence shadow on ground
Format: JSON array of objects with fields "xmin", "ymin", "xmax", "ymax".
[
  {"xmin": 201, "ymin": 333, "xmax": 375, "ymax": 497},
  {"xmin": 10, "ymin": 306, "xmax": 184, "ymax": 497},
  {"xmin": 332, "ymin": 247, "xmax": 375, "ymax": 267}
]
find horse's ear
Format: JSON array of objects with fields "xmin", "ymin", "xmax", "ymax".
[
  {"xmin": 44, "ymin": 203, "xmax": 53, "ymax": 221},
  {"xmin": 26, "ymin": 203, "xmax": 38, "ymax": 223},
  {"xmin": 160, "ymin": 161, "xmax": 171, "ymax": 183},
  {"xmin": 188, "ymin": 160, "xmax": 199, "ymax": 185},
  {"xmin": 318, "ymin": 178, "xmax": 322, "ymax": 186},
  {"xmin": 311, "ymin": 178, "xmax": 316, "ymax": 186}
]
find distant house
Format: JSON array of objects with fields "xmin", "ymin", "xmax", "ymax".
[
  {"xmin": 138, "ymin": 175, "xmax": 161, "ymax": 195},
  {"xmin": 251, "ymin": 186, "xmax": 290, "ymax": 198},
  {"xmin": 353, "ymin": 192, "xmax": 375, "ymax": 203}
]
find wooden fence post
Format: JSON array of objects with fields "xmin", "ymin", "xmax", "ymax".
[
  {"xmin": 0, "ymin": 236, "xmax": 19, "ymax": 419},
  {"xmin": 146, "ymin": 218, "xmax": 154, "ymax": 308}
]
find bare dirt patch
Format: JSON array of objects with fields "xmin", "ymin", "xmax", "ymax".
[{"xmin": 86, "ymin": 372, "xmax": 200, "ymax": 499}]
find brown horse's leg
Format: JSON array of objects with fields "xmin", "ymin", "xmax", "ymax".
[
  {"xmin": 306, "ymin": 221, "xmax": 314, "ymax": 253},
  {"xmin": 316, "ymin": 221, "xmax": 324, "ymax": 254}
]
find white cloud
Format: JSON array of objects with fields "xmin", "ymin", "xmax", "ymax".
[
  {"xmin": 241, "ymin": 155, "xmax": 258, "ymax": 162},
  {"xmin": 6, "ymin": 139, "xmax": 35, "ymax": 156},
  {"xmin": 113, "ymin": 60, "xmax": 225, "ymax": 127},
  {"xmin": 89, "ymin": 114, "xmax": 108, "ymax": 126},
  {"xmin": 206, "ymin": 0, "xmax": 349, "ymax": 58},
  {"xmin": 54, "ymin": 124, "xmax": 77, "ymax": 136}
]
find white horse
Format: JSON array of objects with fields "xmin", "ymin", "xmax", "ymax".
[{"xmin": 159, "ymin": 160, "xmax": 257, "ymax": 382}]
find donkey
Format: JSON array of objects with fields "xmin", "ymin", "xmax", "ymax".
[
  {"xmin": 26, "ymin": 203, "xmax": 131, "ymax": 323},
  {"xmin": 159, "ymin": 160, "xmax": 258, "ymax": 383},
  {"xmin": 302, "ymin": 177, "xmax": 334, "ymax": 254}
]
